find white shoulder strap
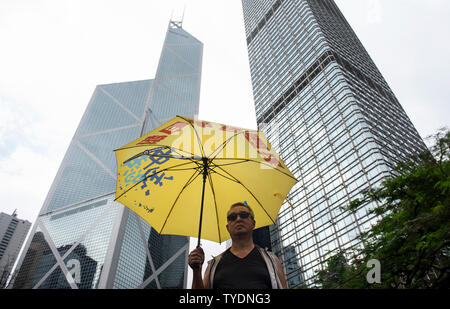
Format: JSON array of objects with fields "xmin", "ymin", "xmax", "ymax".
[
  {"xmin": 257, "ymin": 246, "xmax": 283, "ymax": 289},
  {"xmin": 207, "ymin": 252, "xmax": 225, "ymax": 289}
]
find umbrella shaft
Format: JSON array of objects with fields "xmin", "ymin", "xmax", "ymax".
[{"xmin": 197, "ymin": 159, "xmax": 208, "ymax": 248}]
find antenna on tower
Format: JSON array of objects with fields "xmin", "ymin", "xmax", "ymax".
[
  {"xmin": 169, "ymin": 4, "xmax": 185, "ymax": 29},
  {"xmin": 181, "ymin": 4, "xmax": 186, "ymax": 25}
]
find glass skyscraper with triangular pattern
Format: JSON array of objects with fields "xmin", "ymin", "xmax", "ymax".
[{"xmin": 12, "ymin": 21, "xmax": 202, "ymax": 289}]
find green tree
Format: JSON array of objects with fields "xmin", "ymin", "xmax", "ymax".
[
  {"xmin": 315, "ymin": 251, "xmax": 365, "ymax": 289},
  {"xmin": 315, "ymin": 128, "xmax": 450, "ymax": 289}
]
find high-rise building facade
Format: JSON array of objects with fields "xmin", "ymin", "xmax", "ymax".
[
  {"xmin": 12, "ymin": 21, "xmax": 203, "ymax": 289},
  {"xmin": 0, "ymin": 211, "xmax": 31, "ymax": 287},
  {"xmin": 241, "ymin": 0, "xmax": 427, "ymax": 287}
]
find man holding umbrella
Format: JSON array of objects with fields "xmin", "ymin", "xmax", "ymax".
[
  {"xmin": 115, "ymin": 116, "xmax": 296, "ymax": 288},
  {"xmin": 189, "ymin": 202, "xmax": 288, "ymax": 289}
]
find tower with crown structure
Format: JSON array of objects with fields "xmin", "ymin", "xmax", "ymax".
[{"xmin": 12, "ymin": 21, "xmax": 203, "ymax": 289}]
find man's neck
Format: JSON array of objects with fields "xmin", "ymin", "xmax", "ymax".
[{"xmin": 230, "ymin": 236, "xmax": 255, "ymax": 258}]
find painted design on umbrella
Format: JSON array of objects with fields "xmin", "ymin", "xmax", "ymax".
[{"xmin": 114, "ymin": 116, "xmax": 297, "ymax": 245}]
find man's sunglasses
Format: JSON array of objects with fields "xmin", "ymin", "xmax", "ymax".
[{"xmin": 227, "ymin": 211, "xmax": 252, "ymax": 222}]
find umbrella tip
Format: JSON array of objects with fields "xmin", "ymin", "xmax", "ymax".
[{"xmin": 274, "ymin": 192, "xmax": 295, "ymax": 209}]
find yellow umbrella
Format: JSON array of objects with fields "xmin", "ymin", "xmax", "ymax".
[{"xmin": 114, "ymin": 116, "xmax": 297, "ymax": 246}]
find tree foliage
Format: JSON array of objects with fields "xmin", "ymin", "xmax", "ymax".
[{"xmin": 315, "ymin": 128, "xmax": 450, "ymax": 289}]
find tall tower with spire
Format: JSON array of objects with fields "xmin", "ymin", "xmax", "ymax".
[{"xmin": 12, "ymin": 21, "xmax": 203, "ymax": 289}]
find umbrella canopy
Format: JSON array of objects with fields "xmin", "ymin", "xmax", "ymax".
[{"xmin": 114, "ymin": 116, "xmax": 297, "ymax": 244}]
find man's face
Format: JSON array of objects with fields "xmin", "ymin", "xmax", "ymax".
[{"xmin": 226, "ymin": 206, "xmax": 255, "ymax": 237}]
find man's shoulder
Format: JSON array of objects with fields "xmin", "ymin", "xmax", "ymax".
[
  {"xmin": 254, "ymin": 245, "xmax": 271, "ymax": 255},
  {"xmin": 255, "ymin": 245, "xmax": 279, "ymax": 262}
]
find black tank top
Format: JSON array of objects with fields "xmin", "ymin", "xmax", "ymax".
[{"xmin": 213, "ymin": 247, "xmax": 272, "ymax": 289}]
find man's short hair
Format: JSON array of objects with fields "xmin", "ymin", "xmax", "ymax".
[{"xmin": 228, "ymin": 202, "xmax": 255, "ymax": 220}]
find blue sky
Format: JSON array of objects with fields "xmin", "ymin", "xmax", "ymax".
[{"xmin": 0, "ymin": 0, "xmax": 449, "ymax": 285}]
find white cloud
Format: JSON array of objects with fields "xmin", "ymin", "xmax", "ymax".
[
  {"xmin": 0, "ymin": 94, "xmax": 42, "ymax": 157},
  {"xmin": 0, "ymin": 144, "xmax": 58, "ymax": 222}
]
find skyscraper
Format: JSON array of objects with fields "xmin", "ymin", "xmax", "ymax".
[
  {"xmin": 0, "ymin": 211, "xmax": 31, "ymax": 288},
  {"xmin": 12, "ymin": 21, "xmax": 203, "ymax": 289},
  {"xmin": 241, "ymin": 0, "xmax": 427, "ymax": 287}
]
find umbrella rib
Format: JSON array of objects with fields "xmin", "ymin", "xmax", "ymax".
[
  {"xmin": 207, "ymin": 130, "xmax": 246, "ymax": 160},
  {"xmin": 208, "ymin": 167, "xmax": 241, "ymax": 184},
  {"xmin": 212, "ymin": 157, "xmax": 298, "ymax": 182},
  {"xmin": 166, "ymin": 147, "xmax": 200, "ymax": 161},
  {"xmin": 177, "ymin": 115, "xmax": 206, "ymax": 158},
  {"xmin": 115, "ymin": 161, "xmax": 196, "ymax": 201},
  {"xmin": 206, "ymin": 171, "xmax": 222, "ymax": 243},
  {"xmin": 214, "ymin": 165, "xmax": 276, "ymax": 225},
  {"xmin": 159, "ymin": 169, "xmax": 202, "ymax": 234},
  {"xmin": 209, "ymin": 159, "xmax": 253, "ymax": 169}
]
